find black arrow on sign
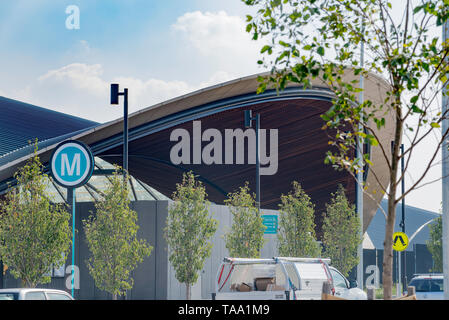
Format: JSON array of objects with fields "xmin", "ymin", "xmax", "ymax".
[{"xmin": 394, "ymin": 235, "xmax": 406, "ymax": 246}]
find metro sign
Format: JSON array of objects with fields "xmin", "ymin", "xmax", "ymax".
[{"xmin": 50, "ymin": 140, "xmax": 94, "ymax": 188}]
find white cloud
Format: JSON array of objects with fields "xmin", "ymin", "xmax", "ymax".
[
  {"xmin": 172, "ymin": 11, "xmax": 254, "ymax": 55},
  {"xmin": 171, "ymin": 11, "xmax": 265, "ymax": 78},
  {"xmin": 4, "ymin": 63, "xmax": 239, "ymax": 123},
  {"xmin": 38, "ymin": 63, "xmax": 108, "ymax": 98},
  {"xmin": 112, "ymin": 76, "xmax": 193, "ymax": 110},
  {"xmin": 3, "ymin": 11, "xmax": 268, "ymax": 123}
]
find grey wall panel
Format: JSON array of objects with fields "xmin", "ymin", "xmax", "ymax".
[
  {"xmin": 155, "ymin": 201, "xmax": 169, "ymax": 300},
  {"xmin": 165, "ymin": 203, "xmax": 280, "ymax": 300},
  {"xmin": 128, "ymin": 201, "xmax": 157, "ymax": 299},
  {"xmin": 77, "ymin": 202, "xmax": 97, "ymax": 300}
]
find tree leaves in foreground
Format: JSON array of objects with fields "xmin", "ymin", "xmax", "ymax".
[
  {"xmin": 224, "ymin": 182, "xmax": 266, "ymax": 258},
  {"xmin": 243, "ymin": 0, "xmax": 449, "ymax": 299},
  {"xmin": 164, "ymin": 172, "xmax": 218, "ymax": 300},
  {"xmin": 277, "ymin": 181, "xmax": 321, "ymax": 257},
  {"xmin": 322, "ymin": 185, "xmax": 362, "ymax": 277},
  {"xmin": 83, "ymin": 167, "xmax": 152, "ymax": 300},
  {"xmin": 0, "ymin": 143, "xmax": 71, "ymax": 287}
]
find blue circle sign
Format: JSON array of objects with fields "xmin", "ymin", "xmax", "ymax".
[{"xmin": 50, "ymin": 140, "xmax": 94, "ymax": 188}]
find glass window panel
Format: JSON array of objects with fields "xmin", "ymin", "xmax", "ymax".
[
  {"xmin": 75, "ymin": 186, "xmax": 94, "ymax": 202},
  {"xmin": 139, "ymin": 180, "xmax": 169, "ymax": 200},
  {"xmin": 94, "ymin": 157, "xmax": 115, "ymax": 169},
  {"xmin": 87, "ymin": 175, "xmax": 111, "ymax": 193},
  {"xmin": 330, "ymin": 269, "xmax": 348, "ymax": 288},
  {"xmin": 0, "ymin": 293, "xmax": 18, "ymax": 300},
  {"xmin": 46, "ymin": 293, "xmax": 72, "ymax": 300},
  {"xmin": 25, "ymin": 292, "xmax": 46, "ymax": 300},
  {"xmin": 44, "ymin": 178, "xmax": 65, "ymax": 203},
  {"xmin": 131, "ymin": 177, "xmax": 156, "ymax": 201}
]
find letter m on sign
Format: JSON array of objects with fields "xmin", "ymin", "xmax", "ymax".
[{"xmin": 61, "ymin": 153, "xmax": 81, "ymax": 176}]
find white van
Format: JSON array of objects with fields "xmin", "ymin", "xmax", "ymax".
[{"xmin": 212, "ymin": 257, "xmax": 333, "ymax": 300}]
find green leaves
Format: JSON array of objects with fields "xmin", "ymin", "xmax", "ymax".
[
  {"xmin": 426, "ymin": 216, "xmax": 442, "ymax": 272},
  {"xmin": 317, "ymin": 46, "xmax": 325, "ymax": 56},
  {"xmin": 0, "ymin": 143, "xmax": 71, "ymax": 288},
  {"xmin": 260, "ymin": 45, "xmax": 272, "ymax": 54},
  {"xmin": 243, "ymin": 0, "xmax": 449, "ymax": 298},
  {"xmin": 224, "ymin": 182, "xmax": 265, "ymax": 258},
  {"xmin": 322, "ymin": 185, "xmax": 362, "ymax": 277},
  {"xmin": 430, "ymin": 122, "xmax": 440, "ymax": 128},
  {"xmin": 164, "ymin": 172, "xmax": 218, "ymax": 299},
  {"xmin": 83, "ymin": 167, "xmax": 152, "ymax": 299},
  {"xmin": 277, "ymin": 182, "xmax": 321, "ymax": 257}
]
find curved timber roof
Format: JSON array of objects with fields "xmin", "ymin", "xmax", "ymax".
[{"xmin": 0, "ymin": 71, "xmax": 395, "ymax": 233}]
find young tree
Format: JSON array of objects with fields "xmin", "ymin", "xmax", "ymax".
[
  {"xmin": 83, "ymin": 167, "xmax": 152, "ymax": 300},
  {"xmin": 0, "ymin": 144, "xmax": 71, "ymax": 287},
  {"xmin": 164, "ymin": 172, "xmax": 218, "ymax": 300},
  {"xmin": 224, "ymin": 182, "xmax": 266, "ymax": 258},
  {"xmin": 277, "ymin": 181, "xmax": 321, "ymax": 257},
  {"xmin": 322, "ymin": 185, "xmax": 362, "ymax": 277},
  {"xmin": 243, "ymin": 0, "xmax": 449, "ymax": 299},
  {"xmin": 427, "ymin": 215, "xmax": 443, "ymax": 272}
]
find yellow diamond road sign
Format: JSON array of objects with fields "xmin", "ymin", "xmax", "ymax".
[{"xmin": 392, "ymin": 232, "xmax": 409, "ymax": 251}]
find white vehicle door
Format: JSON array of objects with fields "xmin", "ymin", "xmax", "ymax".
[
  {"xmin": 330, "ymin": 268, "xmax": 349, "ymax": 298},
  {"xmin": 330, "ymin": 268, "xmax": 367, "ymax": 300}
]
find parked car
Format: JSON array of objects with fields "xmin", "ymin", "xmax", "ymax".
[
  {"xmin": 0, "ymin": 288, "xmax": 74, "ymax": 300},
  {"xmin": 408, "ymin": 274, "xmax": 444, "ymax": 300},
  {"xmin": 328, "ymin": 266, "xmax": 367, "ymax": 300},
  {"xmin": 213, "ymin": 257, "xmax": 367, "ymax": 300},
  {"xmin": 213, "ymin": 257, "xmax": 333, "ymax": 300}
]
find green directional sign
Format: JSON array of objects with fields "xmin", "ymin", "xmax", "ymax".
[
  {"xmin": 262, "ymin": 214, "xmax": 278, "ymax": 234},
  {"xmin": 392, "ymin": 232, "xmax": 409, "ymax": 251}
]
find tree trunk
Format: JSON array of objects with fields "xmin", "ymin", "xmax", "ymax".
[
  {"xmin": 112, "ymin": 293, "xmax": 117, "ymax": 300},
  {"xmin": 22, "ymin": 279, "xmax": 34, "ymax": 288},
  {"xmin": 383, "ymin": 97, "xmax": 402, "ymax": 300},
  {"xmin": 383, "ymin": 195, "xmax": 397, "ymax": 300},
  {"xmin": 186, "ymin": 283, "xmax": 191, "ymax": 300}
]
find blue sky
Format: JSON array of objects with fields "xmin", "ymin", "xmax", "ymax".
[
  {"xmin": 0, "ymin": 0, "xmax": 263, "ymax": 120},
  {"xmin": 0, "ymin": 1, "xmax": 444, "ymax": 214}
]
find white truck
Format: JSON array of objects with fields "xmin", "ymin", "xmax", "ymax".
[{"xmin": 212, "ymin": 257, "xmax": 334, "ymax": 300}]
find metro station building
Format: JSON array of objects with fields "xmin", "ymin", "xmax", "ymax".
[{"xmin": 0, "ymin": 71, "xmax": 432, "ymax": 299}]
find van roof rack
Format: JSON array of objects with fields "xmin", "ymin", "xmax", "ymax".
[
  {"xmin": 222, "ymin": 257, "xmax": 331, "ymax": 264},
  {"xmin": 275, "ymin": 257, "xmax": 331, "ymax": 264}
]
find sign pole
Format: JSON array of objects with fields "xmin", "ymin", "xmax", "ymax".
[
  {"xmin": 67, "ymin": 187, "xmax": 75, "ymax": 298},
  {"xmin": 50, "ymin": 140, "xmax": 94, "ymax": 299},
  {"xmin": 256, "ymin": 113, "xmax": 260, "ymax": 215}
]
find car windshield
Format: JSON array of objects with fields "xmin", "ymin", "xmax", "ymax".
[
  {"xmin": 0, "ymin": 293, "xmax": 19, "ymax": 300},
  {"xmin": 409, "ymin": 279, "xmax": 443, "ymax": 292}
]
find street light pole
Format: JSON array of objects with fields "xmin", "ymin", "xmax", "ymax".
[
  {"xmin": 111, "ymin": 84, "xmax": 129, "ymax": 178},
  {"xmin": 244, "ymin": 110, "xmax": 261, "ymax": 213},
  {"xmin": 356, "ymin": 23, "xmax": 365, "ymax": 290},
  {"xmin": 442, "ymin": 20, "xmax": 449, "ymax": 300},
  {"xmin": 399, "ymin": 143, "xmax": 406, "ymax": 293}
]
